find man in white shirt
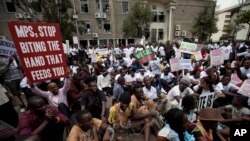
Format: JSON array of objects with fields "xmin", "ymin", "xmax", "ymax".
[
  {"xmin": 125, "ymin": 68, "xmax": 137, "ymax": 83},
  {"xmin": 97, "ymin": 69, "xmax": 112, "ymax": 96},
  {"xmin": 143, "ymin": 76, "xmax": 158, "ymax": 100},
  {"xmin": 220, "ymin": 43, "xmax": 232, "ymax": 61},
  {"xmin": 158, "ymin": 44, "xmax": 165, "ymax": 59}
]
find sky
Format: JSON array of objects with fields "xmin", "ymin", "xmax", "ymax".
[{"xmin": 216, "ymin": 0, "xmax": 245, "ymax": 10}]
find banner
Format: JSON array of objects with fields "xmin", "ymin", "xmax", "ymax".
[
  {"xmin": 135, "ymin": 48, "xmax": 155, "ymax": 64},
  {"xmin": 210, "ymin": 49, "xmax": 224, "ymax": 66},
  {"xmin": 169, "ymin": 58, "xmax": 181, "ymax": 72},
  {"xmin": 230, "ymin": 73, "xmax": 243, "ymax": 86},
  {"xmin": 96, "ymin": 48, "xmax": 109, "ymax": 56},
  {"xmin": 8, "ymin": 22, "xmax": 68, "ymax": 83},
  {"xmin": 194, "ymin": 51, "xmax": 203, "ymax": 61},
  {"xmin": 180, "ymin": 42, "xmax": 197, "ymax": 54},
  {"xmin": 180, "ymin": 59, "xmax": 192, "ymax": 70},
  {"xmin": 238, "ymin": 79, "xmax": 250, "ymax": 97},
  {"xmin": 197, "ymin": 93, "xmax": 215, "ymax": 110},
  {"xmin": 0, "ymin": 39, "xmax": 16, "ymax": 56}
]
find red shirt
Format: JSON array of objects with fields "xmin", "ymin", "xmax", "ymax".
[{"xmin": 16, "ymin": 105, "xmax": 69, "ymax": 136}]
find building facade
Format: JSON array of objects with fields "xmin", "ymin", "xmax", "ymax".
[{"xmin": 0, "ymin": 0, "xmax": 215, "ymax": 46}]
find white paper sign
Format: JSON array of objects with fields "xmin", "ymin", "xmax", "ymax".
[
  {"xmin": 73, "ymin": 36, "xmax": 79, "ymax": 45},
  {"xmin": 210, "ymin": 49, "xmax": 224, "ymax": 66},
  {"xmin": 238, "ymin": 79, "xmax": 250, "ymax": 97},
  {"xmin": 180, "ymin": 59, "xmax": 192, "ymax": 70},
  {"xmin": 197, "ymin": 93, "xmax": 215, "ymax": 110},
  {"xmin": 169, "ymin": 58, "xmax": 181, "ymax": 72},
  {"xmin": 0, "ymin": 39, "xmax": 16, "ymax": 57}
]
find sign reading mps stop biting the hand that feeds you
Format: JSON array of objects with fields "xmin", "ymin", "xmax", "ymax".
[{"xmin": 8, "ymin": 22, "xmax": 68, "ymax": 83}]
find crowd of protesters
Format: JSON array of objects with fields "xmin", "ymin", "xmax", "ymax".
[{"xmin": 0, "ymin": 39, "xmax": 250, "ymax": 141}]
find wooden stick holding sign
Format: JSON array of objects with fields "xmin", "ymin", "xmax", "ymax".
[{"xmin": 197, "ymin": 93, "xmax": 215, "ymax": 110}]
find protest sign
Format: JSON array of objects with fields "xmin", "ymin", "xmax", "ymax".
[
  {"xmin": 169, "ymin": 58, "xmax": 181, "ymax": 72},
  {"xmin": 73, "ymin": 36, "xmax": 79, "ymax": 45},
  {"xmin": 8, "ymin": 22, "xmax": 68, "ymax": 83},
  {"xmin": 0, "ymin": 39, "xmax": 16, "ymax": 56},
  {"xmin": 180, "ymin": 59, "xmax": 192, "ymax": 70},
  {"xmin": 194, "ymin": 51, "xmax": 203, "ymax": 61},
  {"xmin": 96, "ymin": 48, "xmax": 108, "ymax": 56},
  {"xmin": 135, "ymin": 38, "xmax": 144, "ymax": 46},
  {"xmin": 230, "ymin": 73, "xmax": 243, "ymax": 86},
  {"xmin": 63, "ymin": 40, "xmax": 70, "ymax": 55},
  {"xmin": 180, "ymin": 42, "xmax": 197, "ymax": 54},
  {"xmin": 238, "ymin": 79, "xmax": 250, "ymax": 97},
  {"xmin": 210, "ymin": 49, "xmax": 224, "ymax": 66},
  {"xmin": 197, "ymin": 93, "xmax": 215, "ymax": 110},
  {"xmin": 135, "ymin": 48, "xmax": 155, "ymax": 64}
]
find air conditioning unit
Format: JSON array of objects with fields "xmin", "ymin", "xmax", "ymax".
[
  {"xmin": 15, "ymin": 13, "xmax": 23, "ymax": 19},
  {"xmin": 95, "ymin": 13, "xmax": 101, "ymax": 18},
  {"xmin": 0, "ymin": 36, "xmax": 6, "ymax": 40},
  {"xmin": 92, "ymin": 33, "xmax": 98, "ymax": 38},
  {"xmin": 175, "ymin": 31, "xmax": 181, "ymax": 36},
  {"xmin": 182, "ymin": 31, "xmax": 187, "ymax": 36},
  {"xmin": 23, "ymin": 12, "xmax": 31, "ymax": 19},
  {"xmin": 73, "ymin": 14, "xmax": 78, "ymax": 19},
  {"xmin": 101, "ymin": 13, "xmax": 107, "ymax": 19},
  {"xmin": 175, "ymin": 25, "xmax": 181, "ymax": 30}
]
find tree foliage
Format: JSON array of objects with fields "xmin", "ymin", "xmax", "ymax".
[
  {"xmin": 191, "ymin": 8, "xmax": 218, "ymax": 42},
  {"xmin": 12, "ymin": 0, "xmax": 78, "ymax": 41},
  {"xmin": 123, "ymin": 0, "xmax": 153, "ymax": 38},
  {"xmin": 235, "ymin": 10, "xmax": 250, "ymax": 25}
]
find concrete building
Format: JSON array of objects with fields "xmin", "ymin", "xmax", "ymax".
[
  {"xmin": 0, "ymin": 0, "xmax": 216, "ymax": 46},
  {"xmin": 211, "ymin": 0, "xmax": 250, "ymax": 42}
]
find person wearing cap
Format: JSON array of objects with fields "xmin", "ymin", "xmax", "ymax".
[
  {"xmin": 165, "ymin": 76, "xmax": 194, "ymax": 111},
  {"xmin": 97, "ymin": 68, "xmax": 112, "ymax": 96},
  {"xmin": 196, "ymin": 108, "xmax": 230, "ymax": 141}
]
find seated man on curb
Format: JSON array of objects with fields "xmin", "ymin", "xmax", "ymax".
[
  {"xmin": 67, "ymin": 110, "xmax": 113, "ymax": 141},
  {"xmin": 16, "ymin": 96, "xmax": 69, "ymax": 141},
  {"xmin": 30, "ymin": 76, "xmax": 71, "ymax": 117},
  {"xmin": 130, "ymin": 85, "xmax": 161, "ymax": 141}
]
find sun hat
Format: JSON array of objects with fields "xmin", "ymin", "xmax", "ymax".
[{"xmin": 198, "ymin": 108, "xmax": 224, "ymax": 122}]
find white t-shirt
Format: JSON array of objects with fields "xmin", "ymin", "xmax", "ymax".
[
  {"xmin": 193, "ymin": 85, "xmax": 211, "ymax": 96},
  {"xmin": 214, "ymin": 82, "xmax": 240, "ymax": 94},
  {"xmin": 70, "ymin": 65, "xmax": 78, "ymax": 74},
  {"xmin": 143, "ymin": 86, "xmax": 158, "ymax": 100},
  {"xmin": 158, "ymin": 46, "xmax": 165, "ymax": 56},
  {"xmin": 158, "ymin": 124, "xmax": 179, "ymax": 141},
  {"xmin": 160, "ymin": 73, "xmax": 175, "ymax": 83},
  {"xmin": 240, "ymin": 67, "xmax": 250, "ymax": 78},
  {"xmin": 220, "ymin": 45, "xmax": 232, "ymax": 60},
  {"xmin": 167, "ymin": 85, "xmax": 194, "ymax": 102},
  {"xmin": 125, "ymin": 74, "xmax": 137, "ymax": 83},
  {"xmin": 97, "ymin": 74, "xmax": 111, "ymax": 90}
]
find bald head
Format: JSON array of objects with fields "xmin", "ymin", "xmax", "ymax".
[{"xmin": 28, "ymin": 96, "xmax": 46, "ymax": 110}]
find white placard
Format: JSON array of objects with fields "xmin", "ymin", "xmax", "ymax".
[{"xmin": 197, "ymin": 93, "xmax": 215, "ymax": 110}]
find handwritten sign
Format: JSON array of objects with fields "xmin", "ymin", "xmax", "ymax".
[
  {"xmin": 230, "ymin": 73, "xmax": 243, "ymax": 86},
  {"xmin": 0, "ymin": 39, "xmax": 16, "ymax": 56},
  {"xmin": 210, "ymin": 49, "xmax": 224, "ymax": 66},
  {"xmin": 238, "ymin": 79, "xmax": 250, "ymax": 97},
  {"xmin": 8, "ymin": 22, "xmax": 68, "ymax": 83},
  {"xmin": 169, "ymin": 58, "xmax": 181, "ymax": 72},
  {"xmin": 135, "ymin": 48, "xmax": 155, "ymax": 64},
  {"xmin": 180, "ymin": 59, "xmax": 192, "ymax": 70},
  {"xmin": 180, "ymin": 42, "xmax": 197, "ymax": 54},
  {"xmin": 197, "ymin": 93, "xmax": 215, "ymax": 110}
]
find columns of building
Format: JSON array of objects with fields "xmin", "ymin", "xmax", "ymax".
[{"xmin": 167, "ymin": 2, "xmax": 176, "ymax": 41}]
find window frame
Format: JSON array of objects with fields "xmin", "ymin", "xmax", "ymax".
[
  {"xmin": 80, "ymin": 0, "xmax": 89, "ymax": 13},
  {"xmin": 122, "ymin": 1, "xmax": 129, "ymax": 14},
  {"xmin": 5, "ymin": 0, "xmax": 16, "ymax": 13}
]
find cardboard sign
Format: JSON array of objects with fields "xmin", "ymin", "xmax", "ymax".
[
  {"xmin": 230, "ymin": 73, "xmax": 243, "ymax": 85},
  {"xmin": 73, "ymin": 36, "xmax": 79, "ymax": 45},
  {"xmin": 238, "ymin": 79, "xmax": 250, "ymax": 97},
  {"xmin": 8, "ymin": 22, "xmax": 68, "ymax": 83},
  {"xmin": 210, "ymin": 49, "xmax": 224, "ymax": 66},
  {"xmin": 135, "ymin": 48, "xmax": 155, "ymax": 64},
  {"xmin": 0, "ymin": 39, "xmax": 16, "ymax": 56},
  {"xmin": 194, "ymin": 51, "xmax": 203, "ymax": 61},
  {"xmin": 96, "ymin": 48, "xmax": 109, "ymax": 56},
  {"xmin": 169, "ymin": 58, "xmax": 181, "ymax": 72},
  {"xmin": 180, "ymin": 59, "xmax": 192, "ymax": 70},
  {"xmin": 197, "ymin": 93, "xmax": 215, "ymax": 110},
  {"xmin": 180, "ymin": 42, "xmax": 197, "ymax": 54}
]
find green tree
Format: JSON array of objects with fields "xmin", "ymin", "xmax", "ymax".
[
  {"xmin": 12, "ymin": 0, "xmax": 77, "ymax": 41},
  {"xmin": 235, "ymin": 10, "xmax": 250, "ymax": 40},
  {"xmin": 123, "ymin": 0, "xmax": 153, "ymax": 38},
  {"xmin": 191, "ymin": 8, "xmax": 218, "ymax": 42}
]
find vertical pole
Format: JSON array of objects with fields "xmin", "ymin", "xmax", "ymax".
[{"xmin": 73, "ymin": 0, "xmax": 80, "ymax": 48}]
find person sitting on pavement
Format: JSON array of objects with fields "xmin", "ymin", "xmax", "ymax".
[{"xmin": 16, "ymin": 96, "xmax": 69, "ymax": 141}]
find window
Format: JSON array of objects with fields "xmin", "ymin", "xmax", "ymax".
[
  {"xmin": 80, "ymin": 0, "xmax": 88, "ymax": 13},
  {"xmin": 152, "ymin": 5, "xmax": 156, "ymax": 10},
  {"xmin": 99, "ymin": 39, "xmax": 107, "ymax": 45},
  {"xmin": 153, "ymin": 12, "xmax": 157, "ymax": 22},
  {"xmin": 5, "ymin": 0, "xmax": 16, "ymax": 12},
  {"xmin": 103, "ymin": 20, "xmax": 111, "ymax": 33},
  {"xmin": 102, "ymin": 0, "xmax": 109, "ymax": 13},
  {"xmin": 31, "ymin": 2, "xmax": 42, "ymax": 12},
  {"xmin": 84, "ymin": 21, "xmax": 91, "ymax": 34},
  {"xmin": 96, "ymin": 0, "xmax": 100, "ymax": 12},
  {"xmin": 225, "ymin": 20, "xmax": 231, "ymax": 23},
  {"xmin": 158, "ymin": 29, "xmax": 164, "ymax": 40},
  {"xmin": 225, "ymin": 15, "xmax": 231, "ymax": 18},
  {"xmin": 122, "ymin": 2, "xmax": 128, "ymax": 14},
  {"xmin": 158, "ymin": 12, "xmax": 165, "ymax": 22}
]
